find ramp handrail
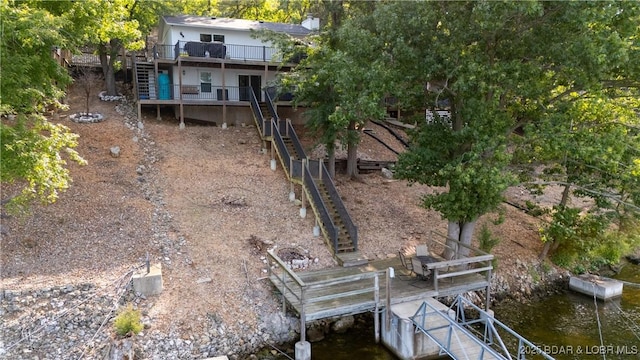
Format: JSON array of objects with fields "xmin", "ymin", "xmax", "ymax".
[
  {"xmin": 411, "ymin": 300, "xmax": 507, "ymax": 360},
  {"xmin": 450, "ymin": 295, "xmax": 555, "ymax": 360},
  {"xmin": 411, "ymin": 295, "xmax": 554, "ymax": 360}
]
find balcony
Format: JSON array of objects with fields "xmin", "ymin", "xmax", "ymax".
[
  {"xmin": 153, "ymin": 41, "xmax": 281, "ymax": 63},
  {"xmin": 139, "ymin": 84, "xmax": 261, "ymax": 103}
]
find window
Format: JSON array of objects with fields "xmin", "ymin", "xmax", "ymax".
[
  {"xmin": 213, "ymin": 34, "xmax": 225, "ymax": 43},
  {"xmin": 200, "ymin": 34, "xmax": 212, "ymax": 42},
  {"xmin": 200, "ymin": 71, "xmax": 212, "ymax": 93}
]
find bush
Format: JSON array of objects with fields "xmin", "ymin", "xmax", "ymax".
[
  {"xmin": 478, "ymin": 223, "xmax": 501, "ymax": 269},
  {"xmin": 113, "ymin": 304, "xmax": 143, "ymax": 337}
]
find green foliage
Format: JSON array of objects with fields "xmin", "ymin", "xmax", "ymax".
[
  {"xmin": 278, "ymin": 3, "xmax": 387, "ymax": 176},
  {"xmin": 0, "ymin": 2, "xmax": 72, "ymax": 113},
  {"xmin": 1, "ymin": 115, "xmax": 86, "ymax": 213},
  {"xmin": 541, "ymin": 205, "xmax": 630, "ymax": 272},
  {"xmin": 113, "ymin": 304, "xmax": 143, "ymax": 337},
  {"xmin": 1, "ymin": 2, "xmax": 86, "ymax": 213},
  {"xmin": 478, "ymin": 223, "xmax": 501, "ymax": 269},
  {"xmin": 478, "ymin": 224, "xmax": 501, "ymax": 253}
]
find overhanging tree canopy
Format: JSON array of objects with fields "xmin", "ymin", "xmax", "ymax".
[{"xmin": 333, "ymin": 1, "xmax": 640, "ymax": 258}]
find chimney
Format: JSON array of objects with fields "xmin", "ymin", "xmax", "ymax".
[{"xmin": 301, "ymin": 14, "xmax": 320, "ymax": 31}]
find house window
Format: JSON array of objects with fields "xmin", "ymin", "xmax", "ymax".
[
  {"xmin": 200, "ymin": 34, "xmax": 212, "ymax": 42},
  {"xmin": 213, "ymin": 34, "xmax": 225, "ymax": 43},
  {"xmin": 200, "ymin": 71, "xmax": 212, "ymax": 93}
]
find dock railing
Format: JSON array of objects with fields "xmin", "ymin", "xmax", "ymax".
[
  {"xmin": 422, "ymin": 231, "xmax": 494, "ymax": 294},
  {"xmin": 267, "ymin": 250, "xmax": 384, "ymax": 339}
]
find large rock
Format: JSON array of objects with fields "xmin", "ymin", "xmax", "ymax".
[
  {"xmin": 331, "ymin": 316, "xmax": 355, "ymax": 334},
  {"xmin": 626, "ymin": 254, "xmax": 640, "ymax": 265},
  {"xmin": 306, "ymin": 322, "xmax": 328, "ymax": 342}
]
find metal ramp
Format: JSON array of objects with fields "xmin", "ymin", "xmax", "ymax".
[{"xmin": 410, "ymin": 295, "xmax": 555, "ymax": 360}]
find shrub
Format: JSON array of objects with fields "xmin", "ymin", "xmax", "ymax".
[
  {"xmin": 478, "ymin": 223, "xmax": 501, "ymax": 269},
  {"xmin": 113, "ymin": 304, "xmax": 143, "ymax": 337}
]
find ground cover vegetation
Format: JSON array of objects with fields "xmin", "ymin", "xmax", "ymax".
[{"xmin": 2, "ymin": 0, "xmax": 639, "ymax": 274}]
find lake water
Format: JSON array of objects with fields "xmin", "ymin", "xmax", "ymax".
[{"xmin": 308, "ymin": 262, "xmax": 640, "ymax": 360}]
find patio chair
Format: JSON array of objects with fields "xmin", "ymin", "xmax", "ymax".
[
  {"xmin": 416, "ymin": 244, "xmax": 429, "ymax": 257},
  {"xmin": 398, "ymin": 251, "xmax": 415, "ymax": 280}
]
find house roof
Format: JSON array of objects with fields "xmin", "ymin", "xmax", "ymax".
[{"xmin": 162, "ymin": 15, "xmax": 312, "ymax": 37}]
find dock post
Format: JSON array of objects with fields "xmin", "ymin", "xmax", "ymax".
[
  {"xmin": 295, "ymin": 341, "xmax": 311, "ymax": 360},
  {"xmin": 374, "ymin": 273, "xmax": 380, "ymax": 343}
]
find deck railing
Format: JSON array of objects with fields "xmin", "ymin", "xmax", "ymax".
[
  {"xmin": 141, "ymin": 83, "xmax": 253, "ymax": 102},
  {"xmin": 153, "ymin": 41, "xmax": 280, "ymax": 62},
  {"xmin": 267, "ymin": 250, "xmax": 383, "ymax": 337},
  {"xmin": 423, "ymin": 231, "xmax": 494, "ymax": 294}
]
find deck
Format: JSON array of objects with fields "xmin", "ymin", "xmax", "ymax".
[{"xmin": 267, "ymin": 240, "xmax": 493, "ymax": 322}]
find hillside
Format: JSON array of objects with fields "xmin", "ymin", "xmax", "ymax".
[{"xmin": 0, "ymin": 81, "xmax": 565, "ymax": 358}]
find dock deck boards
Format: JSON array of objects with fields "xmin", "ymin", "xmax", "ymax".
[{"xmin": 269, "ymin": 256, "xmax": 490, "ymax": 322}]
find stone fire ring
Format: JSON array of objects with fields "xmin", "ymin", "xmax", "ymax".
[{"xmin": 69, "ymin": 112, "xmax": 105, "ymax": 123}]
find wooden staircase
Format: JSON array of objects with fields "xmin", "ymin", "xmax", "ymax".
[
  {"xmin": 316, "ymin": 182, "xmax": 355, "ymax": 253},
  {"xmin": 252, "ymin": 95, "xmax": 363, "ymax": 265},
  {"xmin": 135, "ymin": 62, "xmax": 155, "ymax": 100}
]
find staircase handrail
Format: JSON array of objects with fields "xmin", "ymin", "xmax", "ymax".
[
  {"xmin": 286, "ymin": 120, "xmax": 307, "ymax": 161},
  {"xmin": 270, "ymin": 118, "xmax": 292, "ymax": 175},
  {"xmin": 263, "ymin": 88, "xmax": 279, "ymax": 121},
  {"xmin": 302, "ymin": 160, "xmax": 338, "ymax": 251},
  {"xmin": 320, "ymin": 163, "xmax": 358, "ymax": 251},
  {"xmin": 249, "ymin": 89, "xmax": 267, "ymax": 137}
]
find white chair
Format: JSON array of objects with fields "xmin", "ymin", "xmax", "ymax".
[{"xmin": 416, "ymin": 244, "xmax": 429, "ymax": 257}]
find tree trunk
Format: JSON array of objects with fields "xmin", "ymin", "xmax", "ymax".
[
  {"xmin": 444, "ymin": 220, "xmax": 476, "ymax": 259},
  {"xmin": 539, "ymin": 183, "xmax": 572, "ymax": 260},
  {"xmin": 327, "ymin": 142, "xmax": 336, "ymax": 179},
  {"xmin": 98, "ymin": 40, "xmax": 121, "ymax": 96},
  {"xmin": 346, "ymin": 121, "xmax": 359, "ymax": 178}
]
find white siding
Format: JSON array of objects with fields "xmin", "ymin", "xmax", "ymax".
[{"xmin": 165, "ymin": 25, "xmax": 273, "ymax": 48}]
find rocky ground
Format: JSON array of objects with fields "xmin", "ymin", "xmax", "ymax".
[{"xmin": 1, "ymin": 80, "xmax": 569, "ymax": 359}]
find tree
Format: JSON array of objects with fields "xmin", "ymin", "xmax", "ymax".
[
  {"xmin": 518, "ymin": 91, "xmax": 640, "ymax": 263},
  {"xmin": 1, "ymin": 2, "xmax": 86, "ymax": 213},
  {"xmin": 48, "ymin": 0, "xmax": 171, "ymax": 96},
  {"xmin": 280, "ymin": 0, "xmax": 385, "ymax": 178},
  {"xmin": 366, "ymin": 1, "xmax": 639, "ymax": 259}
]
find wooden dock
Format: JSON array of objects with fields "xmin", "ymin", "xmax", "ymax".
[{"xmin": 267, "ymin": 240, "xmax": 492, "ymax": 322}]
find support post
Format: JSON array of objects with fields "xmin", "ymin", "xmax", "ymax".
[
  {"xmin": 300, "ymin": 159, "xmax": 306, "ymax": 218},
  {"xmin": 295, "ymin": 341, "xmax": 310, "ymax": 360},
  {"xmin": 300, "ymin": 287, "xmax": 306, "ymax": 342},
  {"xmin": 433, "ymin": 269, "xmax": 439, "ymax": 292},
  {"xmin": 281, "ymin": 271, "xmax": 287, "ymax": 317},
  {"xmin": 222, "ymin": 61, "xmax": 227, "ymax": 127},
  {"xmin": 386, "ymin": 268, "xmax": 393, "ymax": 331},
  {"xmin": 485, "ymin": 267, "xmax": 492, "ymax": 312},
  {"xmin": 178, "ymin": 58, "xmax": 184, "ymax": 128},
  {"xmin": 374, "ymin": 273, "xmax": 380, "ymax": 344},
  {"xmin": 156, "ymin": 104, "xmax": 160, "ymax": 121}
]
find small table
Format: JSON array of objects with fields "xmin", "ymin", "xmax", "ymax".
[
  {"xmin": 416, "ymin": 255, "xmax": 440, "ymax": 268},
  {"xmin": 414, "ymin": 255, "xmax": 440, "ymax": 280}
]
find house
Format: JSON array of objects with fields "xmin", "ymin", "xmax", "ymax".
[{"xmin": 134, "ymin": 15, "xmax": 318, "ymax": 126}]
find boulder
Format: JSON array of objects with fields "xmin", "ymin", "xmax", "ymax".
[{"xmin": 331, "ymin": 316, "xmax": 355, "ymax": 334}]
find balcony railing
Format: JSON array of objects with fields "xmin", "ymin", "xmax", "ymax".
[
  {"xmin": 153, "ymin": 41, "xmax": 282, "ymax": 63},
  {"xmin": 140, "ymin": 84, "xmax": 258, "ymax": 102}
]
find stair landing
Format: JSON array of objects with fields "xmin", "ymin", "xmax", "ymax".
[{"xmin": 337, "ymin": 251, "xmax": 368, "ymax": 267}]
